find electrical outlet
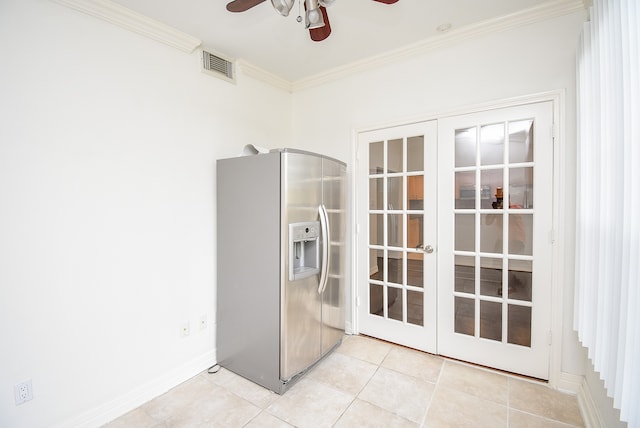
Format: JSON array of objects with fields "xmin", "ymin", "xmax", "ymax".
[
  {"xmin": 182, "ymin": 321, "xmax": 190, "ymax": 337},
  {"xmin": 14, "ymin": 380, "xmax": 33, "ymax": 405},
  {"xmin": 199, "ymin": 314, "xmax": 207, "ymax": 331}
]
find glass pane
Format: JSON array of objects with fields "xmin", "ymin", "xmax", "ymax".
[
  {"xmin": 369, "ymin": 249, "xmax": 383, "ymax": 281},
  {"xmin": 407, "ymin": 175, "xmax": 423, "ymax": 203},
  {"xmin": 480, "ymin": 301, "xmax": 502, "ymax": 341},
  {"xmin": 509, "ymin": 259, "xmax": 532, "ymax": 301},
  {"xmin": 407, "ymin": 290, "xmax": 424, "ymax": 326},
  {"xmin": 388, "ymin": 139, "xmax": 403, "ymax": 173},
  {"xmin": 388, "ymin": 214, "xmax": 404, "ymax": 248},
  {"xmin": 369, "ymin": 177, "xmax": 384, "ymax": 210},
  {"xmin": 481, "ymin": 213, "xmax": 503, "ymax": 254},
  {"xmin": 387, "ymin": 177, "xmax": 403, "ymax": 210},
  {"xmin": 408, "ymin": 198, "xmax": 424, "ymax": 211},
  {"xmin": 407, "ymin": 213, "xmax": 422, "ymax": 250},
  {"xmin": 509, "ymin": 167, "xmax": 533, "ymax": 209},
  {"xmin": 455, "ymin": 171, "xmax": 476, "ymax": 209},
  {"xmin": 388, "ymin": 286, "xmax": 403, "ymax": 321},
  {"xmin": 480, "ymin": 257, "xmax": 502, "ymax": 297},
  {"xmin": 455, "ymin": 214, "xmax": 475, "ymax": 252},
  {"xmin": 509, "ymin": 213, "xmax": 532, "ymax": 256},
  {"xmin": 481, "ymin": 169, "xmax": 504, "ymax": 210},
  {"xmin": 387, "ymin": 251, "xmax": 403, "ymax": 284},
  {"xmin": 480, "ymin": 123, "xmax": 505, "ymax": 166},
  {"xmin": 454, "ymin": 255, "xmax": 475, "ymax": 293},
  {"xmin": 369, "ymin": 214, "xmax": 384, "ymax": 246},
  {"xmin": 508, "ymin": 305, "xmax": 531, "ymax": 347},
  {"xmin": 407, "ymin": 253, "xmax": 423, "ymax": 288},
  {"xmin": 455, "ymin": 297, "xmax": 475, "ymax": 336},
  {"xmin": 407, "ymin": 136, "xmax": 424, "ymax": 171},
  {"xmin": 455, "ymin": 127, "xmax": 476, "ymax": 167},
  {"xmin": 369, "ymin": 141, "xmax": 384, "ymax": 174},
  {"xmin": 509, "ymin": 120, "xmax": 533, "ymax": 164},
  {"xmin": 369, "ymin": 283, "xmax": 383, "ymax": 316}
]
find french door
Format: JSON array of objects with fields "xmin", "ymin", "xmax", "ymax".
[
  {"xmin": 356, "ymin": 101, "xmax": 554, "ymax": 379},
  {"xmin": 356, "ymin": 121, "xmax": 438, "ymax": 353}
]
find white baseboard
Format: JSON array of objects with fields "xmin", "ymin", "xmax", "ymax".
[
  {"xmin": 345, "ymin": 320, "xmax": 353, "ymax": 335},
  {"xmin": 54, "ymin": 349, "xmax": 216, "ymax": 428},
  {"xmin": 556, "ymin": 372, "xmax": 601, "ymax": 428},
  {"xmin": 577, "ymin": 376, "xmax": 604, "ymax": 428},
  {"xmin": 557, "ymin": 371, "xmax": 583, "ymax": 394}
]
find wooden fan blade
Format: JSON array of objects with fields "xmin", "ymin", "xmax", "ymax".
[
  {"xmin": 372, "ymin": 0, "xmax": 399, "ymax": 4},
  {"xmin": 309, "ymin": 6, "xmax": 331, "ymax": 42},
  {"xmin": 226, "ymin": 0, "xmax": 266, "ymax": 13}
]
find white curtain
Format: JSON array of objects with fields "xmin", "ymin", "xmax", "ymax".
[{"xmin": 575, "ymin": 0, "xmax": 640, "ymax": 426}]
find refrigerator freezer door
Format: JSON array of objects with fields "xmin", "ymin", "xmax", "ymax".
[
  {"xmin": 321, "ymin": 158, "xmax": 346, "ymax": 356},
  {"xmin": 281, "ymin": 152, "xmax": 323, "ymax": 381}
]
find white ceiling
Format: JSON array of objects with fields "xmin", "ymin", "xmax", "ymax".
[{"xmin": 109, "ymin": 0, "xmax": 581, "ymax": 82}]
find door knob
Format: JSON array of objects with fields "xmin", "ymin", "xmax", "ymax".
[{"xmin": 416, "ymin": 244, "xmax": 435, "ymax": 254}]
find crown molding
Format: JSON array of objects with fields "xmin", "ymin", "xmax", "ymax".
[
  {"xmin": 51, "ymin": 0, "xmax": 586, "ymax": 92},
  {"xmin": 236, "ymin": 60, "xmax": 293, "ymax": 93},
  {"xmin": 51, "ymin": 0, "xmax": 201, "ymax": 53},
  {"xmin": 291, "ymin": 0, "xmax": 586, "ymax": 92}
]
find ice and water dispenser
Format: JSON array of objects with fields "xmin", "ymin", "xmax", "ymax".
[{"xmin": 288, "ymin": 221, "xmax": 320, "ymax": 281}]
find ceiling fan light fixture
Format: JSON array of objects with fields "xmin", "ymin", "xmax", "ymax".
[
  {"xmin": 305, "ymin": 0, "xmax": 325, "ymax": 29},
  {"xmin": 271, "ymin": 0, "xmax": 295, "ymax": 16}
]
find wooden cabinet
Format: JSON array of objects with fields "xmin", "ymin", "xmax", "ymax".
[
  {"xmin": 408, "ymin": 218, "xmax": 421, "ymax": 248},
  {"xmin": 407, "ymin": 176, "xmax": 424, "ymax": 259},
  {"xmin": 407, "ymin": 176, "xmax": 424, "ymax": 200}
]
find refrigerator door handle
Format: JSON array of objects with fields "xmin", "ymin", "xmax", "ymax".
[{"xmin": 318, "ymin": 204, "xmax": 330, "ymax": 294}]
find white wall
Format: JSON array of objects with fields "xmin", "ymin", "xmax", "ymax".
[
  {"xmin": 0, "ymin": 1, "xmax": 290, "ymax": 427},
  {"xmin": 291, "ymin": 11, "xmax": 586, "ymax": 374}
]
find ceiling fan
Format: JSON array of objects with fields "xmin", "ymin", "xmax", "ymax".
[{"xmin": 226, "ymin": 0, "xmax": 399, "ymax": 42}]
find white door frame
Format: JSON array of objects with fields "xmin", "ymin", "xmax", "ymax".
[{"xmin": 350, "ymin": 90, "xmax": 566, "ymax": 388}]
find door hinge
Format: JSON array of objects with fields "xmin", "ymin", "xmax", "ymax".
[
  {"xmin": 551, "ymin": 122, "xmax": 558, "ymax": 139},
  {"xmin": 549, "ymin": 229, "xmax": 555, "ymax": 244},
  {"xmin": 356, "ymin": 296, "xmax": 361, "ymax": 307},
  {"xmin": 548, "ymin": 330, "xmax": 552, "ymax": 346},
  {"xmin": 356, "ymin": 223, "xmax": 360, "ymax": 234}
]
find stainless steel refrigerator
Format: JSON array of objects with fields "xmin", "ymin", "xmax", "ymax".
[{"xmin": 216, "ymin": 148, "xmax": 346, "ymax": 394}]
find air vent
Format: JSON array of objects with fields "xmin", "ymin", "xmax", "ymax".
[{"xmin": 201, "ymin": 50, "xmax": 234, "ymax": 83}]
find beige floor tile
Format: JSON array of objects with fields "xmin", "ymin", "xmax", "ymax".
[
  {"xmin": 334, "ymin": 399, "xmax": 419, "ymax": 428},
  {"xmin": 425, "ymin": 385, "xmax": 508, "ymax": 428},
  {"xmin": 381, "ymin": 346, "xmax": 444, "ymax": 383},
  {"xmin": 306, "ymin": 351, "xmax": 378, "ymax": 395},
  {"xmin": 142, "ymin": 374, "xmax": 216, "ymax": 422},
  {"xmin": 205, "ymin": 367, "xmax": 279, "ymax": 409},
  {"xmin": 244, "ymin": 411, "xmax": 295, "ymax": 428},
  {"xmin": 336, "ymin": 335, "xmax": 393, "ymax": 365},
  {"xmin": 266, "ymin": 377, "xmax": 354, "ymax": 428},
  {"xmin": 165, "ymin": 387, "xmax": 260, "ymax": 427},
  {"xmin": 102, "ymin": 407, "xmax": 165, "ymax": 428},
  {"xmin": 509, "ymin": 379, "xmax": 584, "ymax": 427},
  {"xmin": 509, "ymin": 409, "xmax": 581, "ymax": 427},
  {"xmin": 358, "ymin": 366, "xmax": 435, "ymax": 423},
  {"xmin": 142, "ymin": 375, "xmax": 260, "ymax": 427},
  {"xmin": 438, "ymin": 360, "xmax": 509, "ymax": 405}
]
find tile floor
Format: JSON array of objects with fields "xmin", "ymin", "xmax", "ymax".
[{"xmin": 104, "ymin": 335, "xmax": 584, "ymax": 428}]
